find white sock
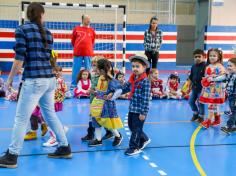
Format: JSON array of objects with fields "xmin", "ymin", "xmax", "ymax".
[
  {"xmin": 95, "ymin": 128, "xmax": 102, "ymax": 141},
  {"xmin": 112, "ymin": 129, "xmax": 120, "ymax": 137}
]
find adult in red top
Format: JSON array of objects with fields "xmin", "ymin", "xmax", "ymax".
[{"xmin": 70, "ymin": 15, "xmax": 96, "ymax": 89}]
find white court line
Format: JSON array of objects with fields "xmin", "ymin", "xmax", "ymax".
[
  {"xmin": 158, "ymin": 170, "xmax": 167, "ymax": 176},
  {"xmin": 142, "ymin": 155, "xmax": 150, "ymax": 161},
  {"xmin": 149, "ymin": 162, "xmax": 158, "ymax": 168},
  {"xmin": 124, "ymin": 124, "xmax": 128, "ymax": 127},
  {"xmin": 125, "ymin": 128, "xmax": 129, "ymax": 131}
]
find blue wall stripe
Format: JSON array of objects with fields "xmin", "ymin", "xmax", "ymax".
[
  {"xmin": 0, "ymin": 41, "xmax": 176, "ymax": 51},
  {"xmin": 206, "ymin": 26, "xmax": 236, "ymax": 32}
]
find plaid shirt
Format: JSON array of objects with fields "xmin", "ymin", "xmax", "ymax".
[
  {"xmin": 14, "ymin": 22, "xmax": 54, "ymax": 79},
  {"xmin": 144, "ymin": 29, "xmax": 163, "ymax": 52},
  {"xmin": 213, "ymin": 73, "xmax": 236, "ymax": 95},
  {"xmin": 123, "ymin": 78, "xmax": 151, "ymax": 116}
]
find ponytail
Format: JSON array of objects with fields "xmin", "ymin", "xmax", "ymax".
[{"xmin": 27, "ymin": 2, "xmax": 47, "ymax": 48}]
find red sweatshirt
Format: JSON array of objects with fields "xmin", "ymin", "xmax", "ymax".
[{"xmin": 71, "ymin": 26, "xmax": 96, "ymax": 57}]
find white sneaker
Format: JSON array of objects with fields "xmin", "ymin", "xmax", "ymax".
[
  {"xmin": 140, "ymin": 138, "xmax": 151, "ymax": 150},
  {"xmin": 43, "ymin": 137, "xmax": 58, "ymax": 147}
]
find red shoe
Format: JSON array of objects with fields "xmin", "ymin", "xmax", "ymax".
[
  {"xmin": 201, "ymin": 119, "xmax": 211, "ymax": 129},
  {"xmin": 211, "ymin": 115, "xmax": 221, "ymax": 126}
]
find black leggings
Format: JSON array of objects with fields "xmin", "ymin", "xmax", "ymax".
[{"xmin": 145, "ymin": 51, "xmax": 159, "ymax": 74}]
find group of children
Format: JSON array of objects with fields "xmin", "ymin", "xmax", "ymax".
[
  {"xmin": 1, "ymin": 47, "xmax": 236, "ymax": 156},
  {"xmin": 188, "ymin": 48, "xmax": 236, "ymax": 134},
  {"xmin": 79, "ymin": 54, "xmax": 151, "ymax": 155},
  {"xmin": 71, "ymin": 62, "xmax": 190, "ymax": 101}
]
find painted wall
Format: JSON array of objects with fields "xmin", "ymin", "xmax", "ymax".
[
  {"xmin": 0, "ymin": 20, "xmax": 177, "ymax": 72},
  {"xmin": 210, "ymin": 0, "xmax": 236, "ymax": 26}
]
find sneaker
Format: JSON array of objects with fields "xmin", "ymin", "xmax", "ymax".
[
  {"xmin": 81, "ymin": 134, "xmax": 94, "ymax": 142},
  {"xmin": 48, "ymin": 145, "xmax": 72, "ymax": 159},
  {"xmin": 41, "ymin": 123, "xmax": 48, "ymax": 137},
  {"xmin": 112, "ymin": 134, "xmax": 123, "ymax": 146},
  {"xmin": 139, "ymin": 138, "xmax": 151, "ymax": 150},
  {"xmin": 88, "ymin": 139, "xmax": 102, "ymax": 147},
  {"xmin": 24, "ymin": 131, "xmax": 37, "ymax": 141},
  {"xmin": 190, "ymin": 114, "xmax": 199, "ymax": 121},
  {"xmin": 221, "ymin": 126, "xmax": 234, "ymax": 134},
  {"xmin": 201, "ymin": 119, "xmax": 211, "ymax": 129},
  {"xmin": 43, "ymin": 137, "xmax": 58, "ymax": 147},
  {"xmin": 224, "ymin": 111, "xmax": 232, "ymax": 116},
  {"xmin": 124, "ymin": 148, "xmax": 142, "ymax": 156},
  {"xmin": 211, "ymin": 115, "xmax": 221, "ymax": 126},
  {"xmin": 197, "ymin": 117, "xmax": 204, "ymax": 123},
  {"xmin": 0, "ymin": 150, "xmax": 18, "ymax": 168},
  {"xmin": 102, "ymin": 131, "xmax": 114, "ymax": 140}
]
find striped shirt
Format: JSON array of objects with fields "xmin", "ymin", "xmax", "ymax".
[
  {"xmin": 14, "ymin": 22, "xmax": 54, "ymax": 79},
  {"xmin": 144, "ymin": 29, "xmax": 163, "ymax": 52},
  {"xmin": 122, "ymin": 78, "xmax": 151, "ymax": 116}
]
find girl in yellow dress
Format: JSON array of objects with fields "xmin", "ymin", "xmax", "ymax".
[{"xmin": 89, "ymin": 59, "xmax": 123, "ymax": 147}]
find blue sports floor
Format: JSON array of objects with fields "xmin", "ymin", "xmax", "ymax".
[{"xmin": 0, "ymin": 67, "xmax": 235, "ymax": 176}]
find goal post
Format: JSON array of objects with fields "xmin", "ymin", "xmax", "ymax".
[{"xmin": 20, "ymin": 1, "xmax": 126, "ymax": 73}]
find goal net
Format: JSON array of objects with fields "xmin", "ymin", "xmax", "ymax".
[{"xmin": 21, "ymin": 2, "xmax": 126, "ymax": 73}]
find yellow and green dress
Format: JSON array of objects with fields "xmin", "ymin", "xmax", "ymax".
[{"xmin": 91, "ymin": 75, "xmax": 123, "ymax": 129}]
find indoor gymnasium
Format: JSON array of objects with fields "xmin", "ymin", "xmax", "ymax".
[{"xmin": 0, "ymin": 0, "xmax": 236, "ymax": 175}]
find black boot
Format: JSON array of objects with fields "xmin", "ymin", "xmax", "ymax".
[
  {"xmin": 88, "ymin": 139, "xmax": 102, "ymax": 147},
  {"xmin": 48, "ymin": 145, "xmax": 72, "ymax": 159},
  {"xmin": 112, "ymin": 133, "xmax": 123, "ymax": 146},
  {"xmin": 81, "ymin": 122, "xmax": 95, "ymax": 141},
  {"xmin": 102, "ymin": 129, "xmax": 114, "ymax": 140},
  {"xmin": 0, "ymin": 150, "xmax": 18, "ymax": 168},
  {"xmin": 190, "ymin": 114, "xmax": 199, "ymax": 121}
]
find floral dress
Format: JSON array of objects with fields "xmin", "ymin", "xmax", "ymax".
[{"xmin": 199, "ymin": 63, "xmax": 225, "ymax": 104}]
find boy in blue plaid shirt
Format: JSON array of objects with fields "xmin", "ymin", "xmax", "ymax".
[{"xmin": 122, "ymin": 54, "xmax": 151, "ymax": 156}]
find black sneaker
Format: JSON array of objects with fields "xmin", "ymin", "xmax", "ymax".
[
  {"xmin": 102, "ymin": 131, "xmax": 114, "ymax": 140},
  {"xmin": 224, "ymin": 111, "xmax": 232, "ymax": 116},
  {"xmin": 139, "ymin": 138, "xmax": 151, "ymax": 150},
  {"xmin": 197, "ymin": 117, "xmax": 204, "ymax": 123},
  {"xmin": 112, "ymin": 134, "xmax": 123, "ymax": 146},
  {"xmin": 221, "ymin": 126, "xmax": 234, "ymax": 134},
  {"xmin": 88, "ymin": 139, "xmax": 102, "ymax": 147},
  {"xmin": 0, "ymin": 150, "xmax": 18, "ymax": 168},
  {"xmin": 124, "ymin": 148, "xmax": 141, "ymax": 156},
  {"xmin": 48, "ymin": 145, "xmax": 72, "ymax": 159},
  {"xmin": 81, "ymin": 134, "xmax": 94, "ymax": 142},
  {"xmin": 191, "ymin": 114, "xmax": 199, "ymax": 121}
]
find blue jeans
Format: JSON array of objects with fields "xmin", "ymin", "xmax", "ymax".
[
  {"xmin": 9, "ymin": 78, "xmax": 68, "ymax": 155},
  {"xmin": 71, "ymin": 56, "xmax": 91, "ymax": 88},
  {"xmin": 227, "ymin": 96, "xmax": 236, "ymax": 128},
  {"xmin": 188, "ymin": 90, "xmax": 205, "ymax": 117}
]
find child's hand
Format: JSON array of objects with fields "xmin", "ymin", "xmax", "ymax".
[
  {"xmin": 139, "ymin": 114, "xmax": 146, "ymax": 121},
  {"xmin": 207, "ymin": 77, "xmax": 213, "ymax": 82},
  {"xmin": 89, "ymin": 88, "xmax": 95, "ymax": 94},
  {"xmin": 104, "ymin": 93, "xmax": 113, "ymax": 100}
]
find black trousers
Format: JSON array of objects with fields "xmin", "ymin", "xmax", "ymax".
[
  {"xmin": 145, "ymin": 50, "xmax": 159, "ymax": 74},
  {"xmin": 128, "ymin": 112, "xmax": 149, "ymax": 149}
]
